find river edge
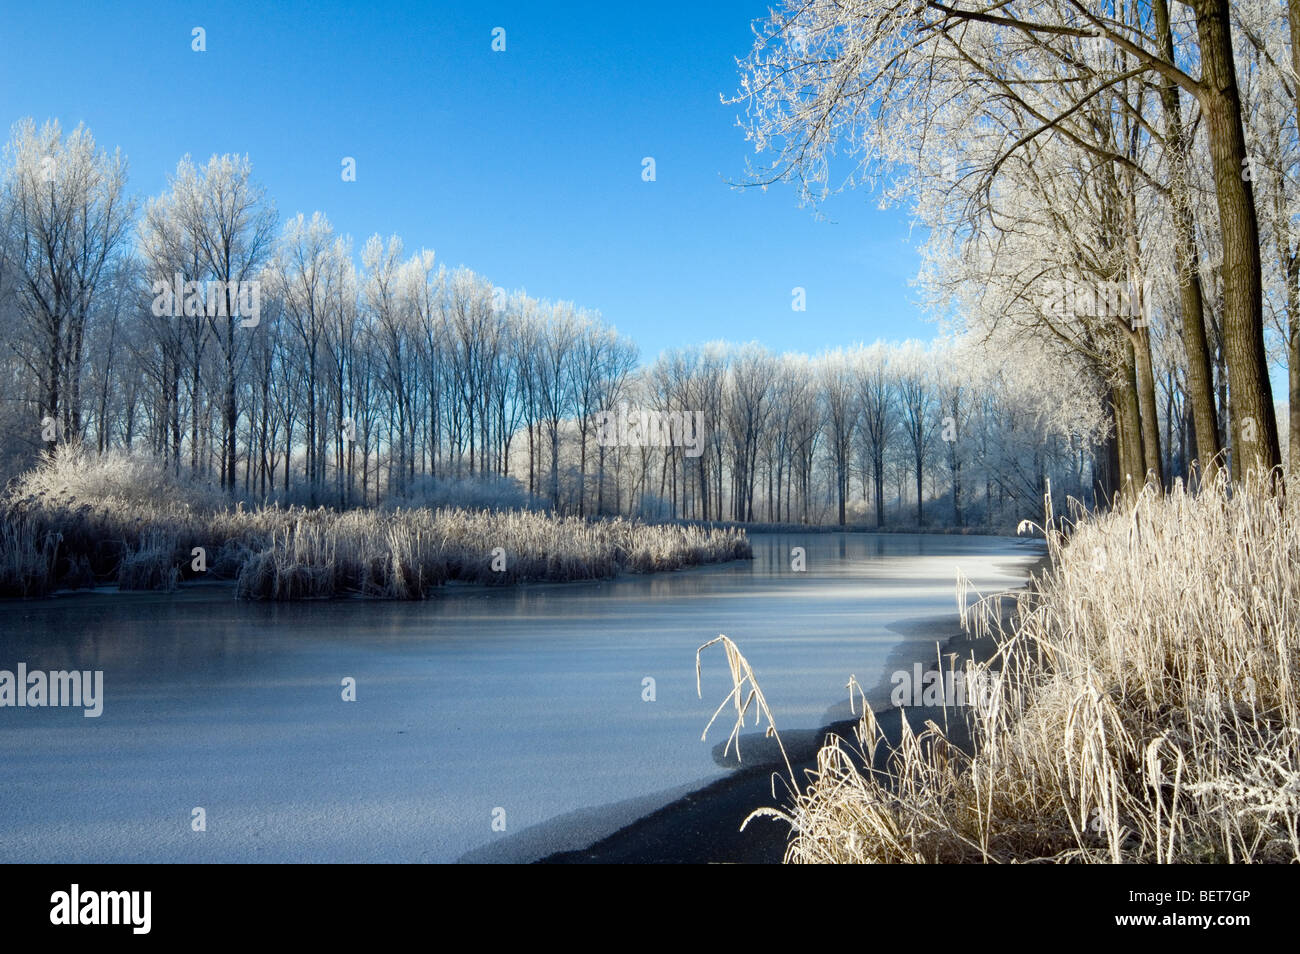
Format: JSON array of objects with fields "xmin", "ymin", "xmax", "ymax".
[
  {"xmin": 535, "ymin": 551, "xmax": 1051, "ymax": 864},
  {"xmin": 13, "ymin": 525, "xmax": 1017, "ymax": 604},
  {"xmin": 13, "ymin": 555, "xmax": 755, "ymax": 603}
]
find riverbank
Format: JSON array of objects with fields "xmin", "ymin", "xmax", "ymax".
[
  {"xmin": 755, "ymin": 474, "xmax": 1300, "ymax": 864},
  {"xmin": 539, "ymin": 556, "xmax": 1046, "ymax": 863}
]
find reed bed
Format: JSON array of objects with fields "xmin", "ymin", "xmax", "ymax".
[
  {"xmin": 233, "ymin": 509, "xmax": 751, "ymax": 599},
  {"xmin": 706, "ymin": 471, "xmax": 1300, "ymax": 863},
  {"xmin": 0, "ymin": 446, "xmax": 751, "ymax": 599},
  {"xmin": 0, "ymin": 514, "xmax": 60, "ymax": 597},
  {"xmin": 116, "ymin": 532, "xmax": 181, "ymax": 592}
]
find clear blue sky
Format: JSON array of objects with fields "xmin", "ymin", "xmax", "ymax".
[{"xmin": 0, "ymin": 0, "xmax": 932, "ymax": 360}]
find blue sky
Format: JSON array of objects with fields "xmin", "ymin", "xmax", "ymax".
[{"xmin": 0, "ymin": 0, "xmax": 933, "ymax": 361}]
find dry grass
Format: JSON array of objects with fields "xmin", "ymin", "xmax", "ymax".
[
  {"xmin": 234, "ymin": 508, "xmax": 750, "ymax": 600},
  {"xmin": 705, "ymin": 471, "xmax": 1300, "ymax": 863},
  {"xmin": 0, "ymin": 515, "xmax": 60, "ymax": 597},
  {"xmin": 116, "ymin": 533, "xmax": 181, "ymax": 592},
  {"xmin": 697, "ymin": 635, "xmax": 794, "ymax": 780},
  {"xmin": 0, "ymin": 445, "xmax": 752, "ymax": 598}
]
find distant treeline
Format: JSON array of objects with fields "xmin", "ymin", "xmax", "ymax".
[{"xmin": 1, "ymin": 121, "xmax": 1101, "ymax": 531}]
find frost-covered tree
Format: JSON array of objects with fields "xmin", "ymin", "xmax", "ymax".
[
  {"xmin": 730, "ymin": 0, "xmax": 1281, "ymax": 478},
  {"xmin": 2, "ymin": 119, "xmax": 132, "ymax": 445}
]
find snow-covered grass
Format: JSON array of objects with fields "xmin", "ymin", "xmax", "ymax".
[
  {"xmin": 715, "ymin": 471, "xmax": 1300, "ymax": 863},
  {"xmin": 0, "ymin": 446, "xmax": 751, "ymax": 598}
]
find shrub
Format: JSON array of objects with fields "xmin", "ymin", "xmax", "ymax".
[{"xmin": 9, "ymin": 443, "xmax": 222, "ymax": 512}]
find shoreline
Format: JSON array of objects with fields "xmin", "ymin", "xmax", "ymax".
[
  {"xmin": 11, "ymin": 527, "xmax": 1029, "ymax": 603},
  {"xmin": 537, "ymin": 552, "xmax": 1048, "ymax": 864},
  {"xmin": 19, "ymin": 554, "xmax": 753, "ymax": 603}
]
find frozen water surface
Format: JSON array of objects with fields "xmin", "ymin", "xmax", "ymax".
[{"xmin": 0, "ymin": 532, "xmax": 1042, "ymax": 862}]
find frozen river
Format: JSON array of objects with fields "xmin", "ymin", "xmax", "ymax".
[{"xmin": 0, "ymin": 532, "xmax": 1042, "ymax": 862}]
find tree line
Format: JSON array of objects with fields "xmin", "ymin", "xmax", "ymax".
[{"xmin": 1, "ymin": 116, "xmax": 1104, "ymax": 527}]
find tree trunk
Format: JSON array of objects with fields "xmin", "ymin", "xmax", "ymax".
[
  {"xmin": 1133, "ymin": 324, "xmax": 1164, "ymax": 486},
  {"xmin": 1192, "ymin": 0, "xmax": 1281, "ymax": 478},
  {"xmin": 1115, "ymin": 346, "xmax": 1145, "ymax": 499},
  {"xmin": 1288, "ymin": 0, "xmax": 1300, "ymax": 472},
  {"xmin": 1155, "ymin": 0, "xmax": 1222, "ymax": 481}
]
